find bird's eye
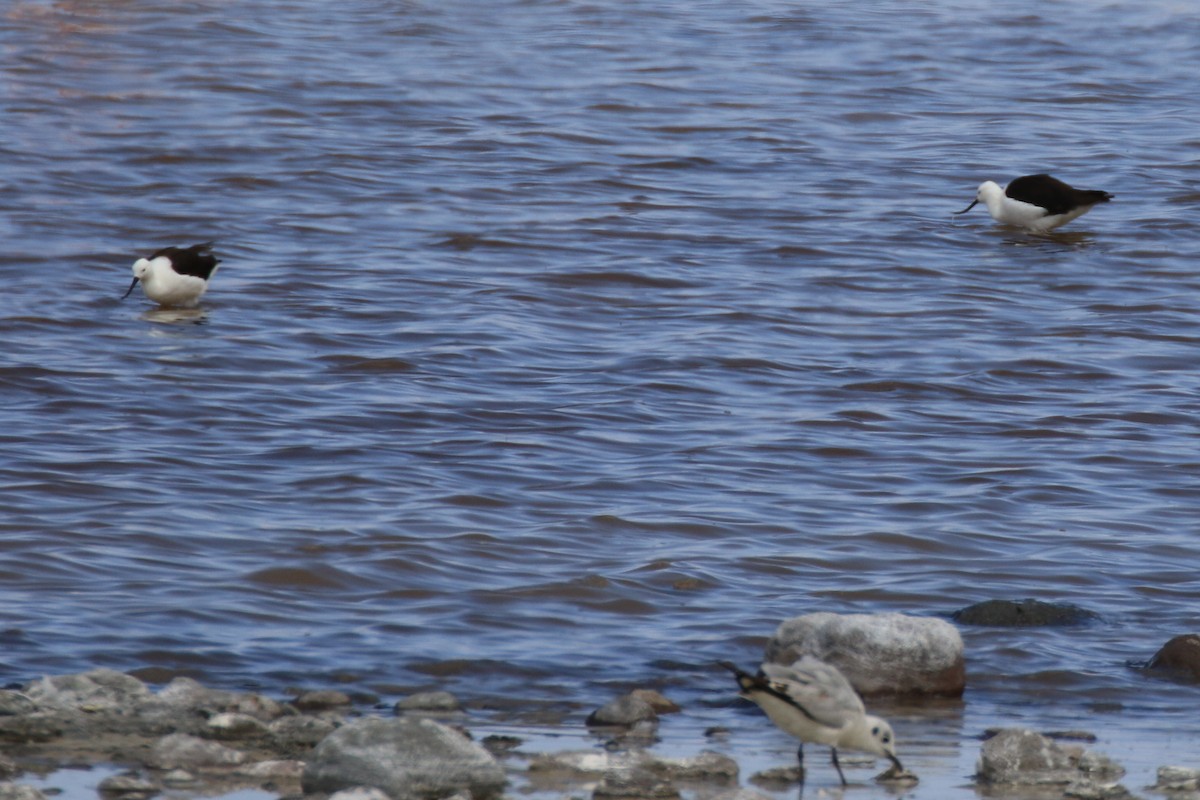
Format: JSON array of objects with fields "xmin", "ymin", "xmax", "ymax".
[
  {"xmin": 871, "ymin": 726, "xmax": 879, "ymax": 735},
  {"xmin": 883, "ymin": 734, "xmax": 891, "ymax": 743}
]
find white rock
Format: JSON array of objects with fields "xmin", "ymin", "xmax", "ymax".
[{"xmin": 766, "ymin": 611, "xmax": 965, "ymax": 695}]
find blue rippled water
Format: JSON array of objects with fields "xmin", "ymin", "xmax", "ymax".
[{"xmin": 2, "ymin": 0, "xmax": 1199, "ymax": 795}]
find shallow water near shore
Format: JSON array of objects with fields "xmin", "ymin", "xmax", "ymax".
[{"xmin": 2, "ymin": 0, "xmax": 1200, "ymax": 797}]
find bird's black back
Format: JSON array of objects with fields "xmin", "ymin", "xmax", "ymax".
[{"xmin": 151, "ymin": 243, "xmax": 221, "ymax": 279}]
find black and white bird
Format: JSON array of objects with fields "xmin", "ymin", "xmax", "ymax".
[
  {"xmin": 954, "ymin": 173, "xmax": 1113, "ymax": 232},
  {"xmin": 122, "ymin": 243, "xmax": 221, "ymax": 307},
  {"xmin": 720, "ymin": 658, "xmax": 905, "ymax": 786}
]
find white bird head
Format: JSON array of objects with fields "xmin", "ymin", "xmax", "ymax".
[
  {"xmin": 955, "ymin": 180, "xmax": 1003, "ymax": 216},
  {"xmin": 858, "ymin": 713, "xmax": 903, "ymax": 770}
]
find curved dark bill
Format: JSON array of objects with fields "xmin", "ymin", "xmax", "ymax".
[
  {"xmin": 121, "ymin": 277, "xmax": 140, "ymax": 299},
  {"xmin": 953, "ymin": 199, "xmax": 979, "ymax": 215},
  {"xmin": 889, "ymin": 753, "xmax": 904, "ymax": 772}
]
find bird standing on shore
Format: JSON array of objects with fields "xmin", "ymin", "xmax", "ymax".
[
  {"xmin": 954, "ymin": 173, "xmax": 1113, "ymax": 232},
  {"xmin": 122, "ymin": 243, "xmax": 221, "ymax": 307},
  {"xmin": 720, "ymin": 658, "xmax": 905, "ymax": 786}
]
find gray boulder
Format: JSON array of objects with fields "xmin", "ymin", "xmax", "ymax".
[
  {"xmin": 976, "ymin": 729, "xmax": 1124, "ymax": 787},
  {"xmin": 0, "ymin": 784, "xmax": 47, "ymax": 800},
  {"xmin": 157, "ymin": 677, "xmax": 286, "ymax": 721},
  {"xmin": 765, "ymin": 612, "xmax": 964, "ymax": 696},
  {"xmin": 1155, "ymin": 766, "xmax": 1200, "ymax": 791},
  {"xmin": 22, "ymin": 669, "xmax": 152, "ymax": 711},
  {"xmin": 301, "ymin": 717, "xmax": 505, "ymax": 800},
  {"xmin": 149, "ymin": 733, "xmax": 247, "ymax": 769}
]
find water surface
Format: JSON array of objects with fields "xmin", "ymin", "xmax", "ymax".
[{"xmin": 2, "ymin": 0, "xmax": 1199, "ymax": 796}]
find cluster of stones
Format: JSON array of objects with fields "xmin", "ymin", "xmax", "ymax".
[{"xmin": 0, "ymin": 610, "xmax": 1196, "ymax": 800}]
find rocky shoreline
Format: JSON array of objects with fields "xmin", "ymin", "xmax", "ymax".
[
  {"xmin": 0, "ymin": 667, "xmax": 1197, "ymax": 800},
  {"xmin": 2, "ymin": 612, "xmax": 1198, "ymax": 800}
]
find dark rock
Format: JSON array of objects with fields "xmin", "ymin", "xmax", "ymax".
[
  {"xmin": 953, "ymin": 599, "xmax": 1098, "ymax": 627},
  {"xmin": 480, "ymin": 735, "xmax": 522, "ymax": 755},
  {"xmin": 1147, "ymin": 634, "xmax": 1200, "ymax": 680},
  {"xmin": 586, "ymin": 694, "xmax": 659, "ymax": 727},
  {"xmin": 301, "ymin": 716, "xmax": 505, "ymax": 800},
  {"xmin": 765, "ymin": 612, "xmax": 965, "ymax": 696}
]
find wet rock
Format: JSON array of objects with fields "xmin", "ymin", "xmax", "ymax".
[
  {"xmin": 1147, "ymin": 634, "xmax": 1200, "ymax": 681},
  {"xmin": 765, "ymin": 612, "xmax": 965, "ymax": 696},
  {"xmin": 22, "ymin": 669, "xmax": 152, "ymax": 711},
  {"xmin": 301, "ymin": 716, "xmax": 505, "ymax": 800},
  {"xmin": 0, "ymin": 784, "xmax": 47, "ymax": 800},
  {"xmin": 748, "ymin": 766, "xmax": 802, "ymax": 788},
  {"xmin": 592, "ymin": 771, "xmax": 680, "ymax": 800},
  {"xmin": 1065, "ymin": 779, "xmax": 1137, "ymax": 799},
  {"xmin": 226, "ymin": 693, "xmax": 287, "ymax": 721},
  {"xmin": 155, "ymin": 677, "xmax": 284, "ymax": 720},
  {"xmin": 204, "ymin": 712, "xmax": 269, "ymax": 740},
  {"xmin": 629, "ymin": 690, "xmax": 679, "ymax": 714},
  {"xmin": 1155, "ymin": 766, "xmax": 1200, "ymax": 791},
  {"xmin": 978, "ymin": 728, "xmax": 1074, "ymax": 784},
  {"xmin": 976, "ymin": 728, "xmax": 1125, "ymax": 787},
  {"xmin": 0, "ymin": 693, "xmax": 37, "ymax": 717},
  {"xmin": 396, "ymin": 690, "xmax": 461, "ymax": 713},
  {"xmin": 953, "ymin": 599, "xmax": 1099, "ymax": 627},
  {"xmin": 96, "ymin": 772, "xmax": 158, "ymax": 798},
  {"xmin": 0, "ymin": 715, "xmax": 62, "ymax": 744},
  {"xmin": 587, "ymin": 694, "xmax": 659, "ymax": 727},
  {"xmin": 268, "ymin": 714, "xmax": 339, "ymax": 748},
  {"xmin": 293, "ymin": 689, "xmax": 353, "ymax": 712},
  {"xmin": 149, "ymin": 733, "xmax": 247, "ymax": 769},
  {"xmin": 653, "ymin": 751, "xmax": 738, "ymax": 780},
  {"xmin": 480, "ymin": 734, "xmax": 522, "ymax": 755}
]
